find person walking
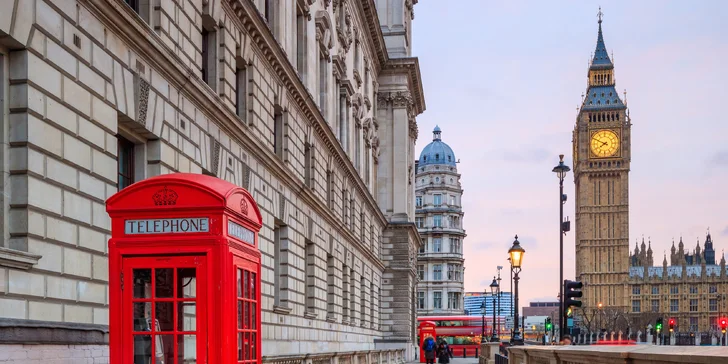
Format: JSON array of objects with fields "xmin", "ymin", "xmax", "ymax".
[
  {"xmin": 423, "ymin": 336, "xmax": 436, "ymax": 364},
  {"xmin": 437, "ymin": 340, "xmax": 452, "ymax": 364}
]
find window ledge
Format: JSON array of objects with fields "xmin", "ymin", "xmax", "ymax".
[
  {"xmin": 326, "ymin": 315, "xmax": 337, "ymax": 323},
  {"xmin": 273, "ymin": 305, "xmax": 293, "ymax": 315},
  {"xmin": 304, "ymin": 311, "xmax": 318, "ymax": 319},
  {"xmin": 0, "ymin": 247, "xmax": 41, "ymax": 270}
]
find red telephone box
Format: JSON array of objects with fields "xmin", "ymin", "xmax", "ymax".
[
  {"xmin": 106, "ymin": 173, "xmax": 263, "ymax": 364},
  {"xmin": 418, "ymin": 321, "xmax": 437, "ymax": 363}
]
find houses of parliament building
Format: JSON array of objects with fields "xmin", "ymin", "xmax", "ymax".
[
  {"xmin": 628, "ymin": 233, "xmax": 727, "ymax": 333},
  {"xmin": 572, "ymin": 11, "xmax": 727, "ymax": 334}
]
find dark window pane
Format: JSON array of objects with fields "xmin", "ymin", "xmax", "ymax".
[
  {"xmin": 178, "ymin": 268, "xmax": 196, "ymax": 298},
  {"xmin": 237, "ymin": 269, "xmax": 242, "ymax": 298},
  {"xmin": 133, "ymin": 269, "xmax": 152, "ymax": 298},
  {"xmin": 238, "ymin": 332, "xmax": 244, "ymax": 360},
  {"xmin": 133, "ymin": 302, "xmax": 152, "ymax": 332},
  {"xmin": 133, "ymin": 335, "xmax": 152, "ymax": 362},
  {"xmin": 243, "ymin": 270, "xmax": 249, "ymax": 299},
  {"xmin": 251, "ymin": 332, "xmax": 257, "ymax": 359},
  {"xmin": 157, "ymin": 334, "xmax": 174, "ymax": 364},
  {"xmin": 155, "ymin": 268, "xmax": 174, "ymax": 298},
  {"xmin": 251, "ymin": 303, "xmax": 256, "ymax": 329},
  {"xmin": 155, "ymin": 301, "xmax": 174, "ymax": 332},
  {"xmin": 238, "ymin": 300, "xmax": 243, "ymax": 330},
  {"xmin": 244, "ymin": 301, "xmax": 249, "ymax": 329},
  {"xmin": 244, "ymin": 332, "xmax": 250, "ymax": 360}
]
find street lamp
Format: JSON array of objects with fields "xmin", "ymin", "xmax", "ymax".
[
  {"xmin": 509, "ymin": 235, "xmax": 525, "ymax": 345},
  {"xmin": 490, "ymin": 276, "xmax": 500, "ymax": 342},
  {"xmin": 480, "ymin": 297, "xmax": 486, "ymax": 342},
  {"xmin": 552, "ymin": 154, "xmax": 570, "ymax": 341},
  {"xmin": 496, "ymin": 266, "xmax": 503, "ymax": 343}
]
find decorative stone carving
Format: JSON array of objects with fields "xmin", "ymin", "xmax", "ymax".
[
  {"xmin": 135, "ymin": 77, "xmax": 150, "ymax": 126},
  {"xmin": 409, "ymin": 119, "xmax": 419, "ymax": 141},
  {"xmin": 392, "ymin": 91, "xmax": 413, "ymax": 108},
  {"xmin": 406, "ymin": 0, "xmax": 415, "ymax": 19},
  {"xmin": 362, "ymin": 118, "xmax": 374, "ymax": 147},
  {"xmin": 351, "ymin": 93, "xmax": 365, "ymax": 125},
  {"xmin": 337, "ymin": 8, "xmax": 353, "ymax": 53},
  {"xmin": 371, "ymin": 136, "xmax": 380, "ymax": 164},
  {"xmin": 210, "ymin": 137, "xmax": 221, "ymax": 176},
  {"xmin": 315, "ymin": 11, "xmax": 334, "ymax": 58},
  {"xmin": 323, "ymin": 0, "xmax": 331, "ymax": 9}
]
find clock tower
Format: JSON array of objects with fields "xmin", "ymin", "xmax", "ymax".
[{"xmin": 572, "ymin": 11, "xmax": 632, "ymax": 311}]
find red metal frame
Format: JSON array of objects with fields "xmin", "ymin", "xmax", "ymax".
[{"xmin": 107, "ymin": 173, "xmax": 263, "ymax": 364}]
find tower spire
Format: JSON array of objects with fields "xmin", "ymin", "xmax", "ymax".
[{"xmin": 590, "ymin": 7, "xmax": 613, "ymax": 70}]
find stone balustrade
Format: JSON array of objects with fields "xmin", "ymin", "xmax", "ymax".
[
  {"xmin": 263, "ymin": 349, "xmax": 407, "ymax": 364},
  {"xmin": 507, "ymin": 345, "xmax": 728, "ymax": 364}
]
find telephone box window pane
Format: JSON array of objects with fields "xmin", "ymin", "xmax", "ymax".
[
  {"xmin": 243, "ymin": 270, "xmax": 249, "ymax": 298},
  {"xmin": 243, "ymin": 302, "xmax": 249, "ymax": 329},
  {"xmin": 155, "ymin": 268, "xmax": 174, "ymax": 298},
  {"xmin": 133, "ymin": 335, "xmax": 152, "ymax": 363},
  {"xmin": 243, "ymin": 332, "xmax": 250, "ymax": 360},
  {"xmin": 250, "ymin": 272, "xmax": 256, "ymax": 298},
  {"xmin": 178, "ymin": 268, "xmax": 196, "ymax": 298},
  {"xmin": 237, "ymin": 269, "xmax": 242, "ymax": 298},
  {"xmin": 178, "ymin": 302, "xmax": 196, "ymax": 332},
  {"xmin": 157, "ymin": 334, "xmax": 174, "ymax": 364},
  {"xmin": 238, "ymin": 332, "xmax": 244, "ymax": 360},
  {"xmin": 178, "ymin": 335, "xmax": 197, "ymax": 363},
  {"xmin": 251, "ymin": 332, "xmax": 257, "ymax": 359},
  {"xmin": 237, "ymin": 301, "xmax": 243, "ymax": 329},
  {"xmin": 155, "ymin": 301, "xmax": 174, "ymax": 332},
  {"xmin": 133, "ymin": 269, "xmax": 152, "ymax": 298},
  {"xmin": 133, "ymin": 303, "xmax": 152, "ymax": 332},
  {"xmin": 251, "ymin": 303, "xmax": 256, "ymax": 329}
]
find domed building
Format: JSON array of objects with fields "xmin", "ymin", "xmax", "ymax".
[{"xmin": 414, "ymin": 126, "xmax": 466, "ymax": 315}]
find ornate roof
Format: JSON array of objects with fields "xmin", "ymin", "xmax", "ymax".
[
  {"xmin": 418, "ymin": 126, "xmax": 457, "ymax": 167},
  {"xmin": 590, "ymin": 11, "xmax": 613, "ymax": 70}
]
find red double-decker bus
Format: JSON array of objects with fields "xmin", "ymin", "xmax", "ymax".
[{"xmin": 416, "ymin": 316, "xmax": 505, "ymax": 357}]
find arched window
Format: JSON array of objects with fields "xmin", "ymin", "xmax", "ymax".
[{"xmin": 435, "ymin": 153, "xmax": 440, "ymax": 160}]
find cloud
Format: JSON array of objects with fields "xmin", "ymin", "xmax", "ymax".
[{"xmin": 722, "ymin": 226, "xmax": 728, "ymax": 237}]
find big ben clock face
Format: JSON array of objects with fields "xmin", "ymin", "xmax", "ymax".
[{"xmin": 590, "ymin": 130, "xmax": 620, "ymax": 158}]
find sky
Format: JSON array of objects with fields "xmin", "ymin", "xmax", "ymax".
[{"xmin": 411, "ymin": 1, "xmax": 728, "ymax": 307}]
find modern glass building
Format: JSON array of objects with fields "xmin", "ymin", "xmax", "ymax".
[{"xmin": 463, "ymin": 292, "xmax": 513, "ymax": 328}]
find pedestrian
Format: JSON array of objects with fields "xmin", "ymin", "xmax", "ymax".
[
  {"xmin": 437, "ymin": 340, "xmax": 452, "ymax": 364},
  {"xmin": 561, "ymin": 335, "xmax": 572, "ymax": 345},
  {"xmin": 423, "ymin": 336, "xmax": 436, "ymax": 364}
]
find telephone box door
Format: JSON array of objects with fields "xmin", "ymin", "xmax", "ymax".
[
  {"xmin": 234, "ymin": 256, "xmax": 260, "ymax": 364},
  {"xmin": 122, "ymin": 255, "xmax": 208, "ymax": 364}
]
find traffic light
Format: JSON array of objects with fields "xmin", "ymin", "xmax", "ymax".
[
  {"xmin": 563, "ymin": 280, "xmax": 583, "ymax": 308},
  {"xmin": 655, "ymin": 318, "xmax": 663, "ymax": 332},
  {"xmin": 668, "ymin": 318, "xmax": 675, "ymax": 332},
  {"xmin": 720, "ymin": 318, "xmax": 727, "ymax": 333},
  {"xmin": 545, "ymin": 317, "xmax": 552, "ymax": 331}
]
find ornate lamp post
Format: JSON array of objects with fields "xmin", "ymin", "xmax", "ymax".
[
  {"xmin": 490, "ymin": 277, "xmax": 500, "ymax": 342},
  {"xmin": 509, "ymin": 235, "xmax": 525, "ymax": 345},
  {"xmin": 497, "ymin": 266, "xmax": 503, "ymax": 343},
  {"xmin": 552, "ymin": 154, "xmax": 570, "ymax": 341},
  {"xmin": 480, "ymin": 297, "xmax": 486, "ymax": 342}
]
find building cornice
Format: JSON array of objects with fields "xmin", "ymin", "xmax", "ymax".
[
  {"xmin": 381, "ymin": 57, "xmax": 426, "ymax": 116},
  {"xmin": 82, "ymin": 0, "xmax": 386, "ymax": 270},
  {"xmin": 357, "ymin": 0, "xmax": 388, "ymax": 69}
]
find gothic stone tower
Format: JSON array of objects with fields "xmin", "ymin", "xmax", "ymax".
[{"xmin": 572, "ymin": 13, "xmax": 632, "ymax": 310}]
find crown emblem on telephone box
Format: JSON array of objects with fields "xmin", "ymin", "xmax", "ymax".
[{"xmin": 152, "ymin": 186, "xmax": 179, "ymax": 206}]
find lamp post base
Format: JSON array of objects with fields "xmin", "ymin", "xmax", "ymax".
[{"xmin": 511, "ymin": 331, "xmax": 524, "ymax": 346}]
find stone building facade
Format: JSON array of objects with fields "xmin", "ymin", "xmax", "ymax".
[
  {"xmin": 0, "ymin": 0, "xmax": 424, "ymax": 361},
  {"xmin": 414, "ymin": 127, "xmax": 465, "ymax": 316},
  {"xmin": 572, "ymin": 13, "xmax": 632, "ymax": 311},
  {"xmin": 628, "ymin": 233, "xmax": 728, "ymax": 333}
]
